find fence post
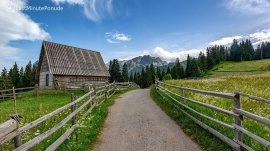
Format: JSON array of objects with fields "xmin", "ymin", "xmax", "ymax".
[
  {"xmin": 93, "ymin": 86, "xmax": 96, "ymax": 104},
  {"xmin": 8, "ymin": 114, "xmax": 22, "ymax": 148},
  {"xmin": 156, "ymin": 79, "xmax": 159, "ymax": 91},
  {"xmin": 180, "ymin": 85, "xmax": 185, "ymax": 103},
  {"xmin": 35, "ymin": 84, "xmax": 39, "ymax": 97},
  {"xmin": 88, "ymin": 85, "xmax": 92, "ymax": 109},
  {"xmin": 105, "ymin": 85, "xmax": 108, "ymax": 101},
  {"xmin": 13, "ymin": 87, "xmax": 16, "ymax": 111},
  {"xmin": 233, "ymin": 92, "xmax": 243, "ymax": 150},
  {"xmin": 71, "ymin": 93, "xmax": 77, "ymax": 125}
]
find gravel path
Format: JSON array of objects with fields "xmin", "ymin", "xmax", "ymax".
[{"xmin": 93, "ymin": 89, "xmax": 201, "ymax": 151}]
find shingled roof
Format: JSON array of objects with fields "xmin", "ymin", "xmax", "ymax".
[{"xmin": 37, "ymin": 41, "xmax": 110, "ymax": 77}]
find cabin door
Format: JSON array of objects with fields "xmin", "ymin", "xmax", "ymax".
[{"xmin": 46, "ymin": 74, "xmax": 49, "ymax": 86}]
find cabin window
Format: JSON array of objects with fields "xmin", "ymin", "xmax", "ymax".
[{"xmin": 46, "ymin": 74, "xmax": 49, "ymax": 86}]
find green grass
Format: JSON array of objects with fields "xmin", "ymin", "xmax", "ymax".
[
  {"xmin": 209, "ymin": 59, "xmax": 270, "ymax": 77},
  {"xmin": 159, "ymin": 73, "xmax": 270, "ymax": 151},
  {"xmin": 0, "ymin": 89, "xmax": 85, "ymax": 124},
  {"xmin": 0, "ymin": 88, "xmax": 136, "ymax": 151},
  {"xmin": 150, "ymin": 86, "xmax": 231, "ymax": 151}
]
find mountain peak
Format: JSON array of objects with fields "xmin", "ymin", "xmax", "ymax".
[{"xmin": 119, "ymin": 55, "xmax": 167, "ymax": 73}]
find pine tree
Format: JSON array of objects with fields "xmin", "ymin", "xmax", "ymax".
[
  {"xmin": 18, "ymin": 67, "xmax": 24, "ymax": 88},
  {"xmin": 161, "ymin": 69, "xmax": 166, "ymax": 80},
  {"xmin": 0, "ymin": 68, "xmax": 12, "ymax": 89},
  {"xmin": 133, "ymin": 72, "xmax": 138, "ymax": 84},
  {"xmin": 122, "ymin": 63, "xmax": 129, "ymax": 82},
  {"xmin": 10, "ymin": 62, "xmax": 20, "ymax": 87},
  {"xmin": 190, "ymin": 58, "xmax": 201, "ymax": 77},
  {"xmin": 150, "ymin": 64, "xmax": 155, "ymax": 84},
  {"xmin": 230, "ymin": 39, "xmax": 241, "ymax": 61},
  {"xmin": 171, "ymin": 66, "xmax": 177, "ymax": 79},
  {"xmin": 175, "ymin": 58, "xmax": 181, "ymax": 79},
  {"xmin": 109, "ymin": 59, "xmax": 122, "ymax": 82},
  {"xmin": 145, "ymin": 65, "xmax": 152, "ymax": 87},
  {"xmin": 129, "ymin": 73, "xmax": 134, "ymax": 82},
  {"xmin": 186, "ymin": 55, "xmax": 192, "ymax": 77},
  {"xmin": 141, "ymin": 68, "xmax": 146, "ymax": 88},
  {"xmin": 198, "ymin": 52, "xmax": 207, "ymax": 72},
  {"xmin": 206, "ymin": 48, "xmax": 215, "ymax": 69},
  {"xmin": 32, "ymin": 61, "xmax": 38, "ymax": 85},
  {"xmin": 156, "ymin": 67, "xmax": 162, "ymax": 80},
  {"xmin": 23, "ymin": 61, "xmax": 32, "ymax": 87},
  {"xmin": 166, "ymin": 66, "xmax": 171, "ymax": 74}
]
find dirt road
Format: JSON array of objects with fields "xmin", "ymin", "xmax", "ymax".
[{"xmin": 93, "ymin": 89, "xmax": 201, "ymax": 151}]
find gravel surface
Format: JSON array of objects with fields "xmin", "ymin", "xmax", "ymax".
[{"xmin": 93, "ymin": 89, "xmax": 201, "ymax": 151}]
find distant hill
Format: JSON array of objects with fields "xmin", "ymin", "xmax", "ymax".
[{"xmin": 209, "ymin": 59, "xmax": 270, "ymax": 77}]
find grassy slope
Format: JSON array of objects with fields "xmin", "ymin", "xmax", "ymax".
[
  {"xmin": 152, "ymin": 59, "xmax": 270, "ymax": 150},
  {"xmin": 209, "ymin": 58, "xmax": 270, "ymax": 77}
]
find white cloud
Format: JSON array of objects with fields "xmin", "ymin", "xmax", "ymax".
[
  {"xmin": 227, "ymin": 0, "xmax": 270, "ymax": 15},
  {"xmin": 249, "ymin": 29, "xmax": 270, "ymax": 45},
  {"xmin": 51, "ymin": 0, "xmax": 113, "ymax": 22},
  {"xmin": 0, "ymin": 0, "xmax": 50, "ymax": 69},
  {"xmin": 209, "ymin": 29, "xmax": 270, "ymax": 46},
  {"xmin": 149, "ymin": 47, "xmax": 203, "ymax": 62},
  {"xmin": 105, "ymin": 31, "xmax": 131, "ymax": 43},
  {"xmin": 209, "ymin": 36, "xmax": 242, "ymax": 46}
]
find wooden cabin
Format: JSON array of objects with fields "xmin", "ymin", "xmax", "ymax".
[{"xmin": 36, "ymin": 41, "xmax": 110, "ymax": 88}]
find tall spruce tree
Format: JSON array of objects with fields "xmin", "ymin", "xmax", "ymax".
[
  {"xmin": 198, "ymin": 51, "xmax": 207, "ymax": 72},
  {"xmin": 10, "ymin": 62, "xmax": 20, "ymax": 87},
  {"xmin": 122, "ymin": 63, "xmax": 129, "ymax": 82},
  {"xmin": 145, "ymin": 65, "xmax": 152, "ymax": 87},
  {"xmin": 129, "ymin": 73, "xmax": 134, "ymax": 82},
  {"xmin": 23, "ymin": 61, "xmax": 32, "ymax": 87},
  {"xmin": 18, "ymin": 67, "xmax": 24, "ymax": 88},
  {"xmin": 108, "ymin": 59, "xmax": 122, "ymax": 82},
  {"xmin": 0, "ymin": 68, "xmax": 12, "ymax": 89},
  {"xmin": 150, "ymin": 64, "xmax": 155, "ymax": 84},
  {"xmin": 141, "ymin": 68, "xmax": 146, "ymax": 88},
  {"xmin": 32, "ymin": 61, "xmax": 38, "ymax": 84},
  {"xmin": 186, "ymin": 55, "xmax": 192, "ymax": 77}
]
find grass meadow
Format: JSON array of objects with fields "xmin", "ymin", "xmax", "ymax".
[
  {"xmin": 208, "ymin": 59, "xmax": 270, "ymax": 77},
  {"xmin": 152, "ymin": 72, "xmax": 270, "ymax": 150}
]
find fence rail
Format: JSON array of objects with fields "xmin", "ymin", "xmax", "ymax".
[
  {"xmin": 0, "ymin": 82, "xmax": 138, "ymax": 151},
  {"xmin": 155, "ymin": 80, "xmax": 270, "ymax": 151},
  {"xmin": 0, "ymin": 87, "xmax": 35, "ymax": 101}
]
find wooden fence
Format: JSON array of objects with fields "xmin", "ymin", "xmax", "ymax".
[
  {"xmin": 155, "ymin": 80, "xmax": 270, "ymax": 151},
  {"xmin": 0, "ymin": 86, "xmax": 36, "ymax": 101},
  {"xmin": 0, "ymin": 82, "xmax": 138, "ymax": 151}
]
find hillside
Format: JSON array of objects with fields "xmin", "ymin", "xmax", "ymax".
[{"xmin": 208, "ymin": 59, "xmax": 270, "ymax": 77}]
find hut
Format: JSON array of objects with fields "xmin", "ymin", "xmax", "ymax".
[{"xmin": 36, "ymin": 41, "xmax": 110, "ymax": 88}]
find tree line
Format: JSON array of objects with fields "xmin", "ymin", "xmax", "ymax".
[
  {"xmin": 0, "ymin": 61, "xmax": 38, "ymax": 90},
  {"xmin": 109, "ymin": 39, "xmax": 270, "ymax": 88},
  {"xmin": 1, "ymin": 39, "xmax": 270, "ymax": 89}
]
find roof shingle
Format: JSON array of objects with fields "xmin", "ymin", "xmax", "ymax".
[{"xmin": 41, "ymin": 41, "xmax": 110, "ymax": 77}]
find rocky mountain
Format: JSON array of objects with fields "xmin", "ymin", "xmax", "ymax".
[
  {"xmin": 119, "ymin": 55, "xmax": 168, "ymax": 74},
  {"xmin": 107, "ymin": 55, "xmax": 186, "ymax": 75}
]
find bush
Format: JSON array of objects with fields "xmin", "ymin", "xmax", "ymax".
[{"xmin": 163, "ymin": 74, "xmax": 172, "ymax": 80}]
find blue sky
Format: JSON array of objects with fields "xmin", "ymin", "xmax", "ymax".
[{"xmin": 1, "ymin": 0, "xmax": 270, "ymax": 70}]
